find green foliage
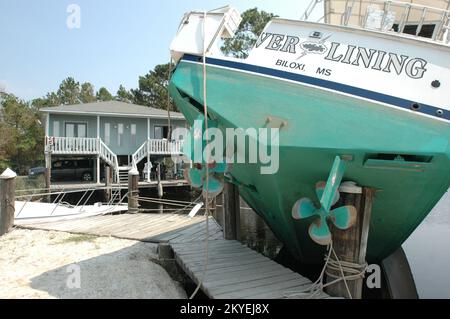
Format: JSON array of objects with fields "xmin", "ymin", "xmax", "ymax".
[
  {"xmin": 80, "ymin": 82, "xmax": 96, "ymax": 103},
  {"xmin": 0, "ymin": 93, "xmax": 44, "ymax": 174},
  {"xmin": 132, "ymin": 63, "xmax": 177, "ymax": 111},
  {"xmin": 57, "ymin": 77, "xmax": 81, "ymax": 105},
  {"xmin": 96, "ymin": 87, "xmax": 113, "ymax": 101},
  {"xmin": 221, "ymin": 8, "xmax": 276, "ymax": 59},
  {"xmin": 116, "ymin": 85, "xmax": 134, "ymax": 103}
]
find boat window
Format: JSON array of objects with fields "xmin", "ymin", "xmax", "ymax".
[{"xmin": 392, "ymin": 24, "xmax": 436, "ymax": 39}]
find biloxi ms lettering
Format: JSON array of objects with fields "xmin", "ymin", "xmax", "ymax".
[{"xmin": 256, "ymin": 32, "xmax": 428, "ymax": 79}]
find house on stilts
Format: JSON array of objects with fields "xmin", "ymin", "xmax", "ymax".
[{"xmin": 40, "ymin": 101, "xmax": 187, "ymax": 187}]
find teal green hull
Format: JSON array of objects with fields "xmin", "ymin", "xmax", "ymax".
[{"xmin": 170, "ymin": 59, "xmax": 450, "ymax": 263}]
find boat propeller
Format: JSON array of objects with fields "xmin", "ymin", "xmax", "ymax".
[
  {"xmin": 184, "ymin": 162, "xmax": 228, "ymax": 198},
  {"xmin": 182, "ymin": 114, "xmax": 228, "ymax": 198},
  {"xmin": 291, "ymin": 156, "xmax": 357, "ymax": 246}
]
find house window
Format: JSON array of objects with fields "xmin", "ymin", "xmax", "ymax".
[
  {"xmin": 118, "ymin": 123, "xmax": 124, "ymax": 146},
  {"xmin": 53, "ymin": 121, "xmax": 60, "ymax": 137},
  {"xmin": 131, "ymin": 124, "xmax": 136, "ymax": 146},
  {"xmin": 65, "ymin": 122, "xmax": 87, "ymax": 138},
  {"xmin": 104, "ymin": 123, "xmax": 110, "ymax": 145}
]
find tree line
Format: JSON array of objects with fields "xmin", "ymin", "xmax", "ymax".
[{"xmin": 0, "ymin": 8, "xmax": 273, "ymax": 174}]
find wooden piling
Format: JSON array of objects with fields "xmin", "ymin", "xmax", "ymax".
[
  {"xmin": 223, "ymin": 182, "xmax": 240, "ymax": 240},
  {"xmin": 0, "ymin": 169, "xmax": 16, "ymax": 236},
  {"xmin": 128, "ymin": 169, "xmax": 139, "ymax": 212},
  {"xmin": 103, "ymin": 166, "xmax": 112, "ymax": 202},
  {"xmin": 157, "ymin": 163, "xmax": 163, "ymax": 198},
  {"xmin": 44, "ymin": 152, "xmax": 51, "ymax": 203},
  {"xmin": 325, "ymin": 184, "xmax": 375, "ymax": 299}
]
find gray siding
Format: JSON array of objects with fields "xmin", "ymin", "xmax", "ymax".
[
  {"xmin": 48, "ymin": 113, "xmax": 186, "ymax": 156},
  {"xmin": 49, "ymin": 114, "xmax": 97, "ymax": 138}
]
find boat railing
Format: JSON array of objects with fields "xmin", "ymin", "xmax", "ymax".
[
  {"xmin": 302, "ymin": 0, "xmax": 450, "ymax": 44},
  {"xmin": 14, "ymin": 186, "xmax": 130, "ymax": 219}
]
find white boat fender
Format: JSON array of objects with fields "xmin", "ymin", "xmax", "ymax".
[{"xmin": 188, "ymin": 202, "xmax": 204, "ymax": 218}]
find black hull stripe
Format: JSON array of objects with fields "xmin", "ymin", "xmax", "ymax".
[{"xmin": 182, "ymin": 54, "xmax": 450, "ymax": 122}]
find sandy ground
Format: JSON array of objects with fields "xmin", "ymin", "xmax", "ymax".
[{"xmin": 0, "ymin": 228, "xmax": 187, "ymax": 299}]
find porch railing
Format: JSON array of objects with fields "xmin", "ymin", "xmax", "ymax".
[
  {"xmin": 131, "ymin": 139, "xmax": 184, "ymax": 171},
  {"xmin": 45, "ymin": 136, "xmax": 119, "ymax": 182},
  {"xmin": 149, "ymin": 139, "xmax": 183, "ymax": 155},
  {"xmin": 45, "ymin": 137, "xmax": 98, "ymax": 154},
  {"xmin": 98, "ymin": 140, "xmax": 120, "ymax": 182}
]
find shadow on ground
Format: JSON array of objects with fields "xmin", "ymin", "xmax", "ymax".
[{"xmin": 30, "ymin": 241, "xmax": 187, "ymax": 299}]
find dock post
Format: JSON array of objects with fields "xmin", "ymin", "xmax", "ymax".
[
  {"xmin": 128, "ymin": 168, "xmax": 139, "ymax": 213},
  {"xmin": 325, "ymin": 183, "xmax": 375, "ymax": 299},
  {"xmin": 96, "ymin": 155, "xmax": 101, "ymax": 184},
  {"xmin": 0, "ymin": 168, "xmax": 16, "ymax": 236},
  {"xmin": 223, "ymin": 182, "xmax": 240, "ymax": 240},
  {"xmin": 103, "ymin": 166, "xmax": 111, "ymax": 203},
  {"xmin": 44, "ymin": 151, "xmax": 51, "ymax": 203},
  {"xmin": 157, "ymin": 163, "xmax": 163, "ymax": 198}
]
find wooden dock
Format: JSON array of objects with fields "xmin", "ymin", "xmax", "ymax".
[
  {"xmin": 18, "ymin": 213, "xmax": 329, "ymax": 299},
  {"xmin": 18, "ymin": 213, "xmax": 220, "ymax": 243}
]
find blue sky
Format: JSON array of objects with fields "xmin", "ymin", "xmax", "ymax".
[{"xmin": 0, "ymin": 0, "xmax": 321, "ymax": 100}]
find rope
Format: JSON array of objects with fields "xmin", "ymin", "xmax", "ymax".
[
  {"xmin": 166, "ymin": 55, "xmax": 172, "ymax": 139},
  {"xmin": 137, "ymin": 198, "xmax": 192, "ymax": 208},
  {"xmin": 283, "ymin": 241, "xmax": 368, "ymax": 299},
  {"xmin": 136, "ymin": 196, "xmax": 197, "ymax": 205},
  {"xmin": 190, "ymin": 10, "xmax": 210, "ymax": 299}
]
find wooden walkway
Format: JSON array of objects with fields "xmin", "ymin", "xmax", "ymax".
[
  {"xmin": 19, "ymin": 212, "xmax": 329, "ymax": 299},
  {"xmin": 19, "ymin": 213, "xmax": 221, "ymax": 243},
  {"xmin": 172, "ymin": 240, "xmax": 328, "ymax": 299}
]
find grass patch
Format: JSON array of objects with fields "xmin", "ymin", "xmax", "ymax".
[{"xmin": 55, "ymin": 234, "xmax": 98, "ymax": 245}]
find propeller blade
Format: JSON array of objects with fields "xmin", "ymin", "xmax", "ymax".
[
  {"xmin": 315, "ymin": 181, "xmax": 339, "ymax": 206},
  {"xmin": 202, "ymin": 174, "xmax": 224, "ymax": 198},
  {"xmin": 330, "ymin": 205, "xmax": 357, "ymax": 230},
  {"xmin": 184, "ymin": 168, "xmax": 204, "ymax": 188},
  {"xmin": 320, "ymin": 156, "xmax": 347, "ymax": 212},
  {"xmin": 308, "ymin": 217, "xmax": 332, "ymax": 246},
  {"xmin": 210, "ymin": 161, "xmax": 229, "ymax": 173},
  {"xmin": 292, "ymin": 198, "xmax": 317, "ymax": 220}
]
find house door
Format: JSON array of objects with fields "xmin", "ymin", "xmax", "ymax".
[
  {"xmin": 65, "ymin": 123, "xmax": 87, "ymax": 138},
  {"xmin": 154, "ymin": 125, "xmax": 170, "ymax": 139}
]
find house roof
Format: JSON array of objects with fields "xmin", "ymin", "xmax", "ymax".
[{"xmin": 40, "ymin": 101, "xmax": 185, "ymax": 119}]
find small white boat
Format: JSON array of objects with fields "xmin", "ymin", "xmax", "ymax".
[{"xmin": 14, "ymin": 201, "xmax": 128, "ymax": 225}]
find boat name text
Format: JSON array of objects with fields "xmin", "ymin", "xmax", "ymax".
[{"xmin": 256, "ymin": 32, "xmax": 428, "ymax": 79}]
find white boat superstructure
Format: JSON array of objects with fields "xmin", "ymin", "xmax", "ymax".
[{"xmin": 307, "ymin": 0, "xmax": 450, "ymax": 44}]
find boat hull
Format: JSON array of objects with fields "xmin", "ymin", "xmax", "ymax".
[{"xmin": 169, "ymin": 57, "xmax": 450, "ymax": 264}]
